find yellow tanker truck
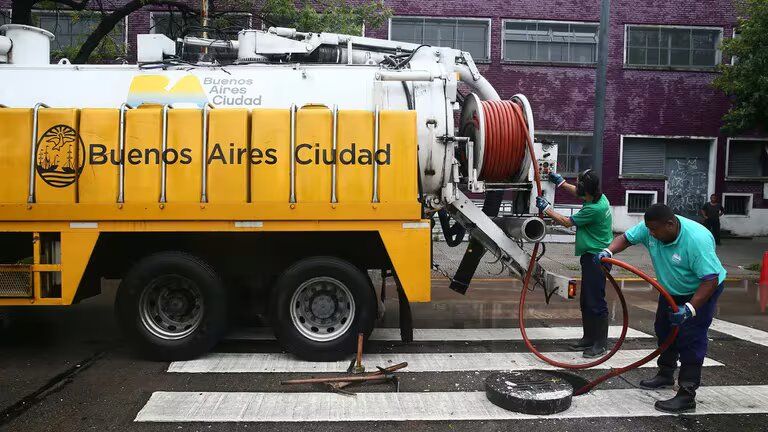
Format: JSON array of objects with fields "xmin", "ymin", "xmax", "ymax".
[{"xmin": 0, "ymin": 24, "xmax": 570, "ymax": 361}]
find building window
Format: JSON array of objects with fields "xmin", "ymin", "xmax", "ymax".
[
  {"xmin": 536, "ymin": 133, "xmax": 593, "ymax": 174},
  {"xmin": 625, "ymin": 25, "xmax": 722, "ymax": 68},
  {"xmin": 626, "ymin": 191, "xmax": 657, "ymax": 214},
  {"xmin": 621, "ymin": 138, "xmax": 665, "ymax": 175},
  {"xmin": 722, "ymin": 194, "xmax": 751, "ymax": 216},
  {"xmin": 151, "ymin": 11, "xmax": 251, "ymax": 42},
  {"xmin": 33, "ymin": 10, "xmax": 126, "ymax": 56},
  {"xmin": 726, "ymin": 139, "xmax": 768, "ymax": 179},
  {"xmin": 503, "ymin": 20, "xmax": 598, "ymax": 64},
  {"xmin": 621, "ymin": 137, "xmax": 712, "ymax": 176},
  {"xmin": 390, "ymin": 17, "xmax": 490, "ymax": 61}
]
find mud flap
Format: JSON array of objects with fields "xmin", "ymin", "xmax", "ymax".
[{"xmin": 395, "ymin": 276, "xmax": 413, "ymax": 343}]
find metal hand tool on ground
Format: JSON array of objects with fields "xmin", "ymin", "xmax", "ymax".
[{"xmin": 280, "ymin": 362, "xmax": 408, "ymax": 395}]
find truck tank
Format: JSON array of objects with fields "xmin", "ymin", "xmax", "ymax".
[{"xmin": 0, "ymin": 25, "xmax": 572, "ymax": 361}]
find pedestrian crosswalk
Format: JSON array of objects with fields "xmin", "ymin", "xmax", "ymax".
[
  {"xmin": 227, "ymin": 326, "xmax": 651, "ymax": 342},
  {"xmin": 167, "ymin": 350, "xmax": 722, "ymax": 374},
  {"xmin": 136, "ymin": 386, "xmax": 768, "ymax": 422},
  {"xmin": 134, "ymin": 324, "xmax": 757, "ymax": 424},
  {"xmin": 710, "ymin": 318, "xmax": 768, "ymax": 348}
]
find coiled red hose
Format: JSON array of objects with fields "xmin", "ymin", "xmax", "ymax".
[
  {"xmin": 478, "ymin": 100, "xmax": 529, "ymax": 182},
  {"xmin": 492, "ymin": 99, "xmax": 680, "ymax": 396}
]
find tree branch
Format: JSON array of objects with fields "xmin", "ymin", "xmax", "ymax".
[
  {"xmin": 11, "ymin": 0, "xmax": 37, "ymax": 25},
  {"xmin": 53, "ymin": 0, "xmax": 91, "ymax": 10},
  {"xmin": 11, "ymin": 0, "xmax": 89, "ymax": 26},
  {"xmin": 73, "ymin": 0, "xmax": 196, "ymax": 64}
]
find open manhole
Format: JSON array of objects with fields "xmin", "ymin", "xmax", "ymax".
[{"xmin": 485, "ymin": 370, "xmax": 575, "ymax": 415}]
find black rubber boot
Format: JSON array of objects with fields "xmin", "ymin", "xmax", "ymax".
[
  {"xmin": 639, "ymin": 366, "xmax": 676, "ymax": 389},
  {"xmin": 568, "ymin": 313, "xmax": 593, "ymax": 351},
  {"xmin": 655, "ymin": 363, "xmax": 702, "ymax": 413},
  {"xmin": 583, "ymin": 316, "xmax": 608, "ymax": 358},
  {"xmin": 654, "ymin": 387, "xmax": 696, "ymax": 413}
]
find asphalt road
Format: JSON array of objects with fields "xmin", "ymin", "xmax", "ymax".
[{"xmin": 1, "ymin": 276, "xmax": 767, "ymax": 432}]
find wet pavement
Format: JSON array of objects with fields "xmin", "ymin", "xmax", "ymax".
[
  {"xmin": 429, "ymin": 237, "xmax": 767, "ymax": 280},
  {"xmin": 1, "ymin": 241, "xmax": 767, "ymax": 432}
]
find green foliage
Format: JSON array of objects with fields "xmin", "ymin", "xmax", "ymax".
[
  {"xmin": 14, "ymin": 0, "xmax": 391, "ymax": 64},
  {"xmin": 713, "ymin": 0, "xmax": 768, "ymax": 134},
  {"xmin": 49, "ymin": 10, "xmax": 126, "ymax": 63},
  {"xmin": 261, "ymin": 0, "xmax": 392, "ymax": 35},
  {"xmin": 34, "ymin": 0, "xmax": 61, "ymax": 10}
]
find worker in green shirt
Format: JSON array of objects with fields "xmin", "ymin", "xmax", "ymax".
[
  {"xmin": 595, "ymin": 203, "xmax": 726, "ymax": 413},
  {"xmin": 535, "ymin": 169, "xmax": 613, "ymax": 358}
]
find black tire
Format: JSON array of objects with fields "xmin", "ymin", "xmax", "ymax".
[
  {"xmin": 115, "ymin": 251, "xmax": 227, "ymax": 361},
  {"xmin": 271, "ymin": 256, "xmax": 376, "ymax": 361}
]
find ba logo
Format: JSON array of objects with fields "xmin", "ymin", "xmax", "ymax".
[
  {"xmin": 35, "ymin": 125, "xmax": 86, "ymax": 188},
  {"xmin": 672, "ymin": 253, "xmax": 682, "ymax": 264}
]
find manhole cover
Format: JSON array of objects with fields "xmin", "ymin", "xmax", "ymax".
[{"xmin": 485, "ymin": 370, "xmax": 573, "ymax": 415}]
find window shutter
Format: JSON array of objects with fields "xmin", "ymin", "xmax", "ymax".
[
  {"xmin": 728, "ymin": 141, "xmax": 763, "ymax": 177},
  {"xmin": 622, "ymin": 139, "xmax": 665, "ymax": 175}
]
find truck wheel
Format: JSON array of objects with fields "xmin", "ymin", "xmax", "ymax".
[
  {"xmin": 271, "ymin": 257, "xmax": 376, "ymax": 361},
  {"xmin": 115, "ymin": 252, "xmax": 227, "ymax": 361}
]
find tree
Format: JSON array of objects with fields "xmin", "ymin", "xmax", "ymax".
[
  {"xmin": 261, "ymin": 0, "xmax": 390, "ymax": 36},
  {"xmin": 11, "ymin": 0, "xmax": 198, "ymax": 63},
  {"xmin": 713, "ymin": 0, "xmax": 768, "ymax": 134},
  {"xmin": 8, "ymin": 0, "xmax": 390, "ymax": 64}
]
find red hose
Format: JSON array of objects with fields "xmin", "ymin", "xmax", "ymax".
[
  {"xmin": 573, "ymin": 259, "xmax": 680, "ymax": 395},
  {"xmin": 501, "ymin": 100, "xmax": 680, "ymax": 396},
  {"xmin": 479, "ymin": 100, "xmax": 528, "ymax": 181}
]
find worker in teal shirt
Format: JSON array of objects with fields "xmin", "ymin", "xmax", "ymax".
[
  {"xmin": 596, "ymin": 203, "xmax": 726, "ymax": 414},
  {"xmin": 536, "ymin": 169, "xmax": 613, "ymax": 358}
]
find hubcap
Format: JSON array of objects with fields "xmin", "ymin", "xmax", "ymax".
[
  {"xmin": 289, "ymin": 276, "xmax": 355, "ymax": 342},
  {"xmin": 139, "ymin": 275, "xmax": 204, "ymax": 341}
]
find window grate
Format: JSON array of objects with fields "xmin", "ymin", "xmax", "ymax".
[
  {"xmin": 723, "ymin": 195, "xmax": 750, "ymax": 215},
  {"xmin": 627, "ymin": 192, "xmax": 656, "ymax": 214}
]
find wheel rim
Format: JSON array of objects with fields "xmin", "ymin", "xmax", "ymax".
[
  {"xmin": 138, "ymin": 274, "xmax": 204, "ymax": 341},
  {"xmin": 289, "ymin": 276, "xmax": 356, "ymax": 342}
]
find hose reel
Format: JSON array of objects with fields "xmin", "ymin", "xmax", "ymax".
[{"xmin": 459, "ymin": 93, "xmax": 533, "ymax": 184}]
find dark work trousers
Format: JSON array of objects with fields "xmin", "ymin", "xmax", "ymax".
[
  {"xmin": 580, "ymin": 254, "xmax": 609, "ymax": 318},
  {"xmin": 703, "ymin": 218, "xmax": 722, "ymax": 245},
  {"xmin": 654, "ymin": 283, "xmax": 724, "ymax": 389}
]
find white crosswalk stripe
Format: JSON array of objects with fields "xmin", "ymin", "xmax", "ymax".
[
  {"xmin": 226, "ymin": 326, "xmax": 651, "ymax": 342},
  {"xmin": 710, "ymin": 318, "xmax": 768, "ymax": 347},
  {"xmin": 135, "ymin": 324, "xmax": 743, "ymax": 424},
  {"xmin": 168, "ymin": 350, "xmax": 722, "ymax": 373},
  {"xmin": 135, "ymin": 385, "xmax": 768, "ymax": 422}
]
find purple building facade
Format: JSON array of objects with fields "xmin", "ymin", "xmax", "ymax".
[
  {"xmin": 372, "ymin": 0, "xmax": 767, "ymax": 236},
  {"xmin": 2, "ymin": 0, "xmax": 766, "ymax": 235}
]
